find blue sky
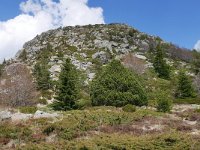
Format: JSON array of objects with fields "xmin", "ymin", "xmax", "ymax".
[
  {"xmin": 0, "ymin": 0, "xmax": 200, "ymax": 60},
  {"xmin": 89, "ymin": 0, "xmax": 200, "ymax": 49}
]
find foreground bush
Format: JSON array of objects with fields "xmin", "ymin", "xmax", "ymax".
[
  {"xmin": 176, "ymin": 70, "xmax": 196, "ymax": 98},
  {"xmin": 75, "ymin": 99, "xmax": 92, "ymax": 109},
  {"xmin": 156, "ymin": 92, "xmax": 172, "ymax": 112},
  {"xmin": 19, "ymin": 106, "xmax": 37, "ymax": 114},
  {"xmin": 122, "ymin": 104, "xmax": 136, "ymax": 112},
  {"xmin": 91, "ymin": 60, "xmax": 147, "ymax": 107}
]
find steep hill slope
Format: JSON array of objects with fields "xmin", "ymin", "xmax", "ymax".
[
  {"xmin": 0, "ymin": 23, "xmax": 198, "ymax": 106},
  {"xmin": 16, "ymin": 23, "xmax": 194, "ymax": 80}
]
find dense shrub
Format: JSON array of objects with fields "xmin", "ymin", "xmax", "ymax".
[
  {"xmin": 38, "ymin": 98, "xmax": 48, "ymax": 105},
  {"xmin": 156, "ymin": 92, "xmax": 172, "ymax": 112},
  {"xmin": 19, "ymin": 106, "xmax": 37, "ymax": 114},
  {"xmin": 91, "ymin": 60, "xmax": 147, "ymax": 107},
  {"xmin": 175, "ymin": 70, "xmax": 196, "ymax": 98},
  {"xmin": 43, "ymin": 125, "xmax": 55, "ymax": 136},
  {"xmin": 75, "ymin": 99, "xmax": 92, "ymax": 109},
  {"xmin": 122, "ymin": 104, "xmax": 136, "ymax": 112}
]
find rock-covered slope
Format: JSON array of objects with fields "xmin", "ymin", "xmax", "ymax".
[
  {"xmin": 1, "ymin": 23, "xmax": 197, "ymax": 106},
  {"xmin": 15, "ymin": 24, "xmax": 194, "ymax": 80}
]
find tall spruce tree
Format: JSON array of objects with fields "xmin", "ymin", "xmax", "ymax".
[
  {"xmin": 176, "ymin": 70, "xmax": 196, "ymax": 98},
  {"xmin": 153, "ymin": 44, "xmax": 170, "ymax": 79},
  {"xmin": 52, "ymin": 59, "xmax": 78, "ymax": 110},
  {"xmin": 33, "ymin": 62, "xmax": 51, "ymax": 90}
]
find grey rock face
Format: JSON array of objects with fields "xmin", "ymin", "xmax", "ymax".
[
  {"xmin": 0, "ymin": 111, "xmax": 12, "ymax": 121},
  {"xmin": 16, "ymin": 24, "xmax": 158, "ymax": 62},
  {"xmin": 92, "ymin": 51, "xmax": 110, "ymax": 64},
  {"xmin": 34, "ymin": 110, "xmax": 59, "ymax": 119}
]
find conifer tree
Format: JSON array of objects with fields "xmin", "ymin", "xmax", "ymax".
[
  {"xmin": 91, "ymin": 59, "xmax": 147, "ymax": 107},
  {"xmin": 176, "ymin": 71, "xmax": 196, "ymax": 98},
  {"xmin": 3, "ymin": 59, "xmax": 6, "ymax": 65},
  {"xmin": 33, "ymin": 62, "xmax": 51, "ymax": 90},
  {"xmin": 52, "ymin": 59, "xmax": 78, "ymax": 110},
  {"xmin": 153, "ymin": 44, "xmax": 170, "ymax": 79},
  {"xmin": 0, "ymin": 64, "xmax": 3, "ymax": 77},
  {"xmin": 192, "ymin": 50, "xmax": 200, "ymax": 74},
  {"xmin": 19, "ymin": 49, "xmax": 28, "ymax": 61}
]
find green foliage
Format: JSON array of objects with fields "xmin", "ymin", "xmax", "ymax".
[
  {"xmin": 176, "ymin": 70, "xmax": 196, "ymax": 98},
  {"xmin": 195, "ymin": 108, "xmax": 200, "ymax": 113},
  {"xmin": 91, "ymin": 59, "xmax": 147, "ymax": 107},
  {"xmin": 38, "ymin": 98, "xmax": 48, "ymax": 105},
  {"xmin": 21, "ymin": 132, "xmax": 197, "ymax": 150},
  {"xmin": 139, "ymin": 34, "xmax": 148, "ymax": 40},
  {"xmin": 192, "ymin": 50, "xmax": 200, "ymax": 74},
  {"xmin": 19, "ymin": 106, "xmax": 37, "ymax": 114},
  {"xmin": 173, "ymin": 98, "xmax": 200, "ymax": 104},
  {"xmin": 2, "ymin": 59, "xmax": 6, "ymax": 65},
  {"xmin": 75, "ymin": 99, "xmax": 92, "ymax": 110},
  {"xmin": 33, "ymin": 62, "xmax": 52, "ymax": 91},
  {"xmin": 19, "ymin": 49, "xmax": 28, "ymax": 61},
  {"xmin": 43, "ymin": 125, "xmax": 55, "ymax": 136},
  {"xmin": 128, "ymin": 29, "xmax": 137, "ymax": 37},
  {"xmin": 153, "ymin": 44, "xmax": 170, "ymax": 79},
  {"xmin": 57, "ymin": 51, "xmax": 64, "ymax": 58},
  {"xmin": 122, "ymin": 104, "xmax": 136, "ymax": 112},
  {"xmin": 52, "ymin": 59, "xmax": 79, "ymax": 111},
  {"xmin": 67, "ymin": 45, "xmax": 77, "ymax": 52},
  {"xmin": 0, "ymin": 64, "xmax": 4, "ymax": 77},
  {"xmin": 156, "ymin": 91, "xmax": 172, "ymax": 112}
]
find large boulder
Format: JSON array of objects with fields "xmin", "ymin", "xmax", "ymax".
[{"xmin": 0, "ymin": 111, "xmax": 12, "ymax": 121}]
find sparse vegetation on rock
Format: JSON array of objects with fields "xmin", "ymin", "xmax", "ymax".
[{"xmin": 1, "ymin": 23, "xmax": 200, "ymax": 149}]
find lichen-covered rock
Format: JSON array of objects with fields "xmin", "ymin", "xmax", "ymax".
[
  {"xmin": 0, "ymin": 111, "xmax": 12, "ymax": 121},
  {"xmin": 34, "ymin": 110, "xmax": 59, "ymax": 119}
]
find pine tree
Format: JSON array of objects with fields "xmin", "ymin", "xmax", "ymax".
[
  {"xmin": 33, "ymin": 62, "xmax": 51, "ymax": 91},
  {"xmin": 192, "ymin": 50, "xmax": 200, "ymax": 74},
  {"xmin": 0, "ymin": 64, "xmax": 3, "ymax": 77},
  {"xmin": 153, "ymin": 44, "xmax": 170, "ymax": 79},
  {"xmin": 3, "ymin": 59, "xmax": 6, "ymax": 65},
  {"xmin": 19, "ymin": 49, "xmax": 28, "ymax": 61},
  {"xmin": 52, "ymin": 59, "xmax": 78, "ymax": 110},
  {"xmin": 0, "ymin": 59, "xmax": 6, "ymax": 77},
  {"xmin": 176, "ymin": 71, "xmax": 196, "ymax": 98},
  {"xmin": 91, "ymin": 59, "xmax": 147, "ymax": 107}
]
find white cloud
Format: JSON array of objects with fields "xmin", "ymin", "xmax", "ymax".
[
  {"xmin": 194, "ymin": 40, "xmax": 200, "ymax": 52},
  {"xmin": 0, "ymin": 0, "xmax": 104, "ymax": 62}
]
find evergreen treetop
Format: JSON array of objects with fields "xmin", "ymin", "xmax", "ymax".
[
  {"xmin": 176, "ymin": 70, "xmax": 196, "ymax": 98},
  {"xmin": 153, "ymin": 44, "xmax": 170, "ymax": 79},
  {"xmin": 52, "ymin": 58, "xmax": 78, "ymax": 110}
]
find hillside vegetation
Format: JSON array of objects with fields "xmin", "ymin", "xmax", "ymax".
[{"xmin": 0, "ymin": 24, "xmax": 200, "ymax": 149}]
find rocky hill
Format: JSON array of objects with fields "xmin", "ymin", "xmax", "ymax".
[
  {"xmin": 1, "ymin": 24, "xmax": 200, "ymax": 149},
  {"xmin": 15, "ymin": 23, "xmax": 194, "ymax": 80},
  {"xmin": 0, "ymin": 23, "xmax": 198, "ymax": 106}
]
